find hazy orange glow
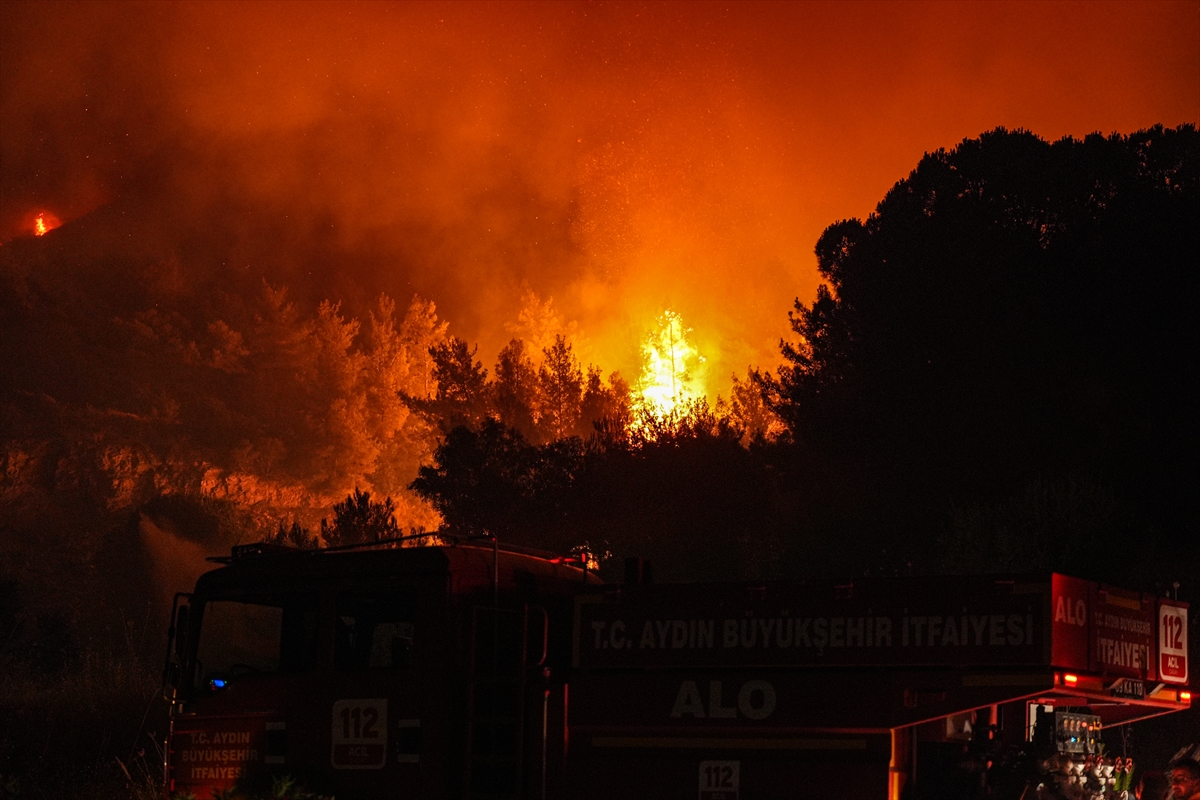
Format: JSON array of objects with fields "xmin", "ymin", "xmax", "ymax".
[{"xmin": 1, "ymin": 2, "xmax": 1196, "ymax": 395}]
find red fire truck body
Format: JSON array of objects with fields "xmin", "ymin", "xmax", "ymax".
[{"xmin": 162, "ymin": 543, "xmax": 1191, "ymax": 799}]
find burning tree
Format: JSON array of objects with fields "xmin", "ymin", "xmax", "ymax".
[{"xmin": 634, "ymin": 310, "xmax": 708, "ymax": 427}]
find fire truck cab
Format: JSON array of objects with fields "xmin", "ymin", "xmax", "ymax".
[
  {"xmin": 163, "ymin": 541, "xmax": 598, "ymax": 799},
  {"xmin": 162, "ymin": 542, "xmax": 1191, "ymax": 799}
]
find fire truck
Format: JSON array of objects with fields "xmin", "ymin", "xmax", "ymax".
[{"xmin": 161, "ymin": 539, "xmax": 1192, "ymax": 799}]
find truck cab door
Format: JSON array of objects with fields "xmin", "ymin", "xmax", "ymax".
[{"xmin": 317, "ymin": 587, "xmax": 429, "ymax": 796}]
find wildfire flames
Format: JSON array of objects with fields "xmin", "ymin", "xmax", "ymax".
[
  {"xmin": 32, "ymin": 212, "xmax": 61, "ymax": 236},
  {"xmin": 637, "ymin": 310, "xmax": 707, "ymax": 419}
]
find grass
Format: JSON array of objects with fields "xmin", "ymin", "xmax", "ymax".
[{"xmin": 0, "ymin": 647, "xmax": 166, "ymax": 800}]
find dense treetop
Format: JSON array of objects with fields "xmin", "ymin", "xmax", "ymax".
[{"xmin": 764, "ymin": 125, "xmax": 1198, "ymax": 580}]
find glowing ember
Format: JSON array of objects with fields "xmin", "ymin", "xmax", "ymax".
[
  {"xmin": 32, "ymin": 212, "xmax": 61, "ymax": 236},
  {"xmin": 636, "ymin": 309, "xmax": 707, "ymax": 418}
]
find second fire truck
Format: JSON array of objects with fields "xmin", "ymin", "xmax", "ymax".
[{"xmin": 161, "ymin": 539, "xmax": 1192, "ymax": 799}]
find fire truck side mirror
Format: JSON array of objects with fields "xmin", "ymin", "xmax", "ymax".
[{"xmin": 174, "ymin": 604, "xmax": 190, "ymax": 660}]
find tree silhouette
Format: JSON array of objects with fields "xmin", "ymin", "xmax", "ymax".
[
  {"xmin": 537, "ymin": 335, "xmax": 583, "ymax": 441},
  {"xmin": 761, "ymin": 124, "xmax": 1200, "ymax": 580},
  {"xmin": 409, "ymin": 400, "xmax": 786, "ymax": 580},
  {"xmin": 493, "ymin": 339, "xmax": 539, "ymax": 440},
  {"xmin": 726, "ymin": 370, "xmax": 784, "ymax": 446},
  {"xmin": 266, "ymin": 520, "xmax": 318, "ymax": 549},
  {"xmin": 410, "ymin": 419, "xmax": 541, "ymax": 539},
  {"xmin": 320, "ymin": 488, "xmax": 400, "ymax": 546},
  {"xmin": 580, "ymin": 365, "xmax": 631, "ymax": 438},
  {"xmin": 409, "ymin": 336, "xmax": 490, "ymax": 434}
]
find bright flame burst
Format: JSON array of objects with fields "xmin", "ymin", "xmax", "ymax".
[
  {"xmin": 32, "ymin": 212, "xmax": 61, "ymax": 236},
  {"xmin": 636, "ymin": 310, "xmax": 707, "ymax": 419}
]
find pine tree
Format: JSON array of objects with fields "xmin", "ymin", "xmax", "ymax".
[
  {"xmin": 537, "ymin": 335, "xmax": 583, "ymax": 441},
  {"xmin": 400, "ymin": 295, "xmax": 448, "ymax": 399},
  {"xmin": 493, "ymin": 339, "xmax": 539, "ymax": 440},
  {"xmin": 418, "ymin": 337, "xmax": 489, "ymax": 433},
  {"xmin": 320, "ymin": 488, "xmax": 399, "ymax": 546},
  {"xmin": 580, "ymin": 366, "xmax": 631, "ymax": 437}
]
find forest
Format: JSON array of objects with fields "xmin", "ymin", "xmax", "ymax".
[{"xmin": 1, "ymin": 125, "xmax": 1197, "ymax": 795}]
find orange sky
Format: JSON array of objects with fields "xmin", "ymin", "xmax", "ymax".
[{"xmin": 2, "ymin": 0, "xmax": 1197, "ymax": 390}]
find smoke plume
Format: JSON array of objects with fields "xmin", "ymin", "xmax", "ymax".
[{"xmin": 3, "ymin": 1, "xmax": 1195, "ymax": 383}]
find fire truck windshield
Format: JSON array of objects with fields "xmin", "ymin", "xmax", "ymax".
[
  {"xmin": 194, "ymin": 593, "xmax": 318, "ymax": 690},
  {"xmin": 335, "ymin": 590, "xmax": 418, "ymax": 670}
]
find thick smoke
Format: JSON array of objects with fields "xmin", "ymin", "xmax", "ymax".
[{"xmin": 3, "ymin": 1, "xmax": 1195, "ymax": 383}]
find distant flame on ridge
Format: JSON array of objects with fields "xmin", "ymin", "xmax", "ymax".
[{"xmin": 33, "ymin": 211, "xmax": 61, "ymax": 236}]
